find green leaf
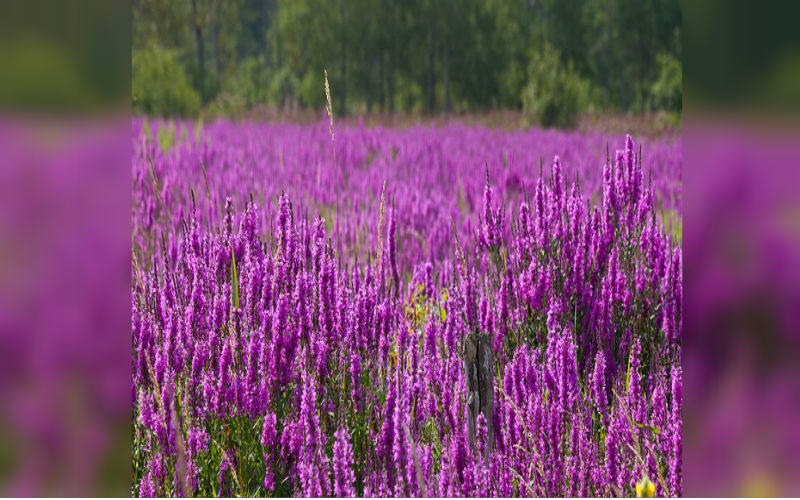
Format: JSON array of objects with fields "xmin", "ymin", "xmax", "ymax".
[
  {"xmin": 633, "ymin": 421, "xmax": 662, "ymax": 435},
  {"xmin": 626, "ymin": 354, "xmax": 631, "ymax": 393},
  {"xmin": 231, "ymin": 248, "xmax": 239, "ymax": 310}
]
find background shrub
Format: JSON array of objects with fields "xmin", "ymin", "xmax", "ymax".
[
  {"xmin": 650, "ymin": 52, "xmax": 683, "ymax": 112},
  {"xmin": 521, "ymin": 43, "xmax": 590, "ymax": 129},
  {"xmin": 132, "ymin": 44, "xmax": 200, "ymax": 117}
]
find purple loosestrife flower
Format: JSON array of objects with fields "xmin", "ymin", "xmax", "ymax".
[
  {"xmin": 187, "ymin": 426, "xmax": 209, "ymax": 457},
  {"xmin": 651, "ymin": 380, "xmax": 669, "ymax": 456},
  {"xmin": 154, "ymin": 344, "xmax": 167, "ymax": 389},
  {"xmin": 567, "ymin": 411, "xmax": 582, "ymax": 497},
  {"xmin": 570, "ymin": 233, "xmax": 586, "ymax": 301},
  {"xmin": 300, "ymin": 364, "xmax": 320, "ymax": 451},
  {"xmin": 451, "ymin": 413, "xmax": 468, "ymax": 492},
  {"xmin": 423, "ymin": 319, "xmax": 438, "ymax": 367},
  {"xmin": 424, "ymin": 261, "xmax": 433, "ymax": 294},
  {"xmin": 241, "ymin": 200, "xmax": 260, "ymax": 259},
  {"xmin": 559, "ymin": 329, "xmax": 578, "ymax": 412},
  {"xmin": 214, "ymin": 339, "xmax": 233, "ymax": 417},
  {"xmin": 335, "ymin": 277, "xmax": 349, "ymax": 346},
  {"xmin": 245, "ymin": 330, "xmax": 263, "ymax": 418},
  {"xmin": 531, "ymin": 262, "xmax": 549, "ymax": 313},
  {"xmin": 494, "ymin": 272, "xmax": 510, "ymax": 359},
  {"xmin": 670, "ymin": 247, "xmax": 682, "ymax": 348},
  {"xmin": 534, "ymin": 175, "xmax": 549, "ymax": 251},
  {"xmin": 187, "ymin": 458, "xmax": 198, "ymax": 495},
  {"xmin": 627, "ymin": 337, "xmax": 643, "ymax": 411},
  {"xmin": 223, "ymin": 197, "xmax": 233, "ymax": 235},
  {"xmin": 519, "ymin": 201, "xmax": 532, "ymax": 242},
  {"xmin": 479, "ymin": 293, "xmax": 489, "ymax": 337},
  {"xmin": 132, "ymin": 132, "xmax": 681, "ymax": 496},
  {"xmin": 443, "ymin": 295, "xmax": 457, "ymax": 357},
  {"xmin": 476, "ymin": 411, "xmax": 489, "ymax": 460},
  {"xmin": 312, "ymin": 217, "xmax": 326, "ymax": 275},
  {"xmin": 482, "ymin": 167, "xmax": 497, "ymax": 249},
  {"xmin": 388, "ymin": 207, "xmax": 400, "ymax": 295},
  {"xmin": 270, "ymin": 292, "xmax": 289, "ymax": 383},
  {"xmin": 276, "ymin": 191, "xmax": 293, "ymax": 257},
  {"xmin": 377, "ymin": 369, "xmax": 396, "ymax": 470},
  {"xmin": 333, "ymin": 427, "xmax": 356, "ymax": 497},
  {"xmin": 605, "ymin": 412, "xmax": 621, "ymax": 493},
  {"xmin": 299, "ymin": 364, "xmax": 328, "ymax": 496},
  {"xmin": 262, "ymin": 453, "xmax": 275, "ymax": 493},
  {"xmin": 670, "ymin": 366, "xmax": 683, "ymax": 496},
  {"xmin": 552, "ymin": 155, "xmax": 564, "ymax": 204},
  {"xmin": 201, "ymin": 371, "xmax": 215, "ymax": 420},
  {"xmin": 350, "ymin": 352, "xmax": 362, "ymax": 411},
  {"xmin": 138, "ymin": 391, "xmax": 156, "ymax": 433},
  {"xmin": 245, "ymin": 259, "xmax": 264, "ymax": 329},
  {"xmin": 550, "ymin": 156, "xmax": 565, "ymax": 246},
  {"xmin": 150, "ymin": 451, "xmax": 166, "ymax": 486},
  {"xmin": 602, "ymin": 159, "xmax": 616, "ymax": 228},
  {"xmin": 139, "ymin": 470, "xmax": 155, "ymax": 497},
  {"xmin": 376, "ymin": 302, "xmax": 390, "ymax": 368},
  {"xmin": 568, "ymin": 181, "xmax": 584, "ymax": 245},
  {"xmin": 592, "ymin": 351, "xmax": 608, "ymax": 420},
  {"xmin": 261, "ymin": 411, "xmax": 277, "ymax": 449},
  {"xmin": 392, "ymin": 377, "xmax": 410, "ymax": 496},
  {"xmin": 614, "ymin": 150, "xmax": 626, "ymax": 210},
  {"xmin": 159, "ymin": 376, "xmax": 176, "ymax": 451},
  {"xmin": 637, "ymin": 185, "xmax": 654, "ymax": 226},
  {"xmin": 218, "ymin": 453, "xmax": 234, "ymax": 497},
  {"xmin": 318, "ymin": 245, "xmax": 335, "ymax": 341},
  {"xmin": 598, "ymin": 277, "xmax": 614, "ymax": 371},
  {"xmin": 420, "ymin": 443, "xmax": 434, "ymax": 496}
]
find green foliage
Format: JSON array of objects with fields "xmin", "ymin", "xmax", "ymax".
[
  {"xmin": 521, "ymin": 44, "xmax": 590, "ymax": 129},
  {"xmin": 231, "ymin": 248, "xmax": 239, "ymax": 309},
  {"xmin": 156, "ymin": 121, "xmax": 176, "ymax": 154},
  {"xmin": 0, "ymin": 38, "xmax": 97, "ymax": 112},
  {"xmin": 132, "ymin": 43, "xmax": 200, "ymax": 117},
  {"xmin": 221, "ymin": 57, "xmax": 299, "ymax": 110},
  {"xmin": 298, "ymin": 70, "xmax": 324, "ymax": 109},
  {"xmin": 662, "ymin": 209, "xmax": 682, "ymax": 245},
  {"xmin": 268, "ymin": 66, "xmax": 301, "ymax": 107},
  {"xmin": 650, "ymin": 52, "xmax": 682, "ymax": 112},
  {"xmin": 132, "ymin": 0, "xmax": 682, "ymax": 120}
]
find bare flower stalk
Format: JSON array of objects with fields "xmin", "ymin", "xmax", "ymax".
[
  {"xmin": 172, "ymin": 404, "xmax": 191, "ymax": 497},
  {"xmin": 377, "ymin": 180, "xmax": 386, "ymax": 268},
  {"xmin": 324, "ymin": 69, "xmax": 341, "ymax": 266}
]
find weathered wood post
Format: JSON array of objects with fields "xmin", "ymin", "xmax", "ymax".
[{"xmin": 463, "ymin": 331, "xmax": 495, "ymax": 461}]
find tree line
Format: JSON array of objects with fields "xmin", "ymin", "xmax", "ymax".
[{"xmin": 133, "ymin": 0, "xmax": 681, "ymax": 126}]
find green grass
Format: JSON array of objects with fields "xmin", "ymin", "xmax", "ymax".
[{"xmin": 661, "ymin": 209, "xmax": 682, "ymax": 245}]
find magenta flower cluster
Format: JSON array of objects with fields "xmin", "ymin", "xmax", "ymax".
[
  {"xmin": 132, "ymin": 118, "xmax": 681, "ymax": 280},
  {"xmin": 132, "ymin": 121, "xmax": 681, "ymax": 497}
]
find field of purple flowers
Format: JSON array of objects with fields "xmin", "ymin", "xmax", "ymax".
[{"xmin": 131, "ymin": 119, "xmax": 682, "ymax": 497}]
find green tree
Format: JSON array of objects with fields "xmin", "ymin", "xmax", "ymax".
[{"xmin": 131, "ymin": 0, "xmax": 682, "ymax": 119}]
